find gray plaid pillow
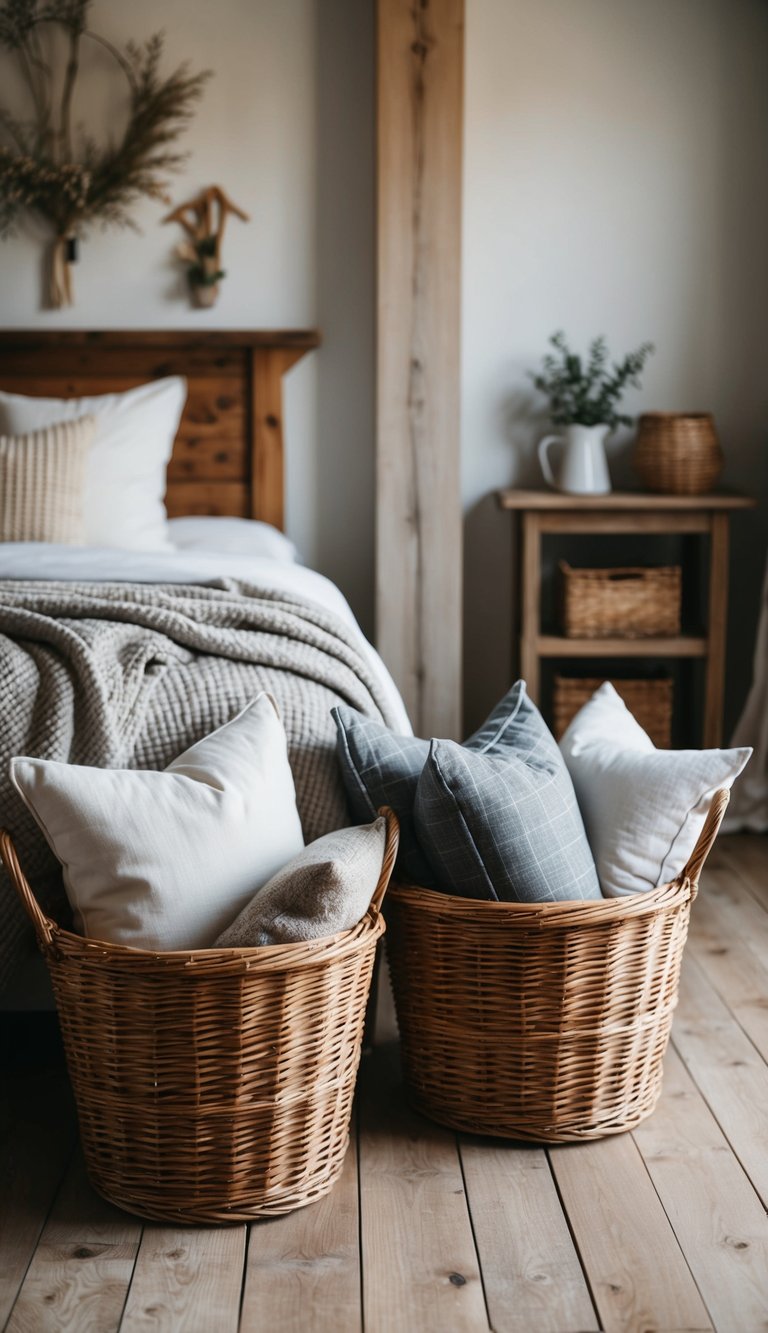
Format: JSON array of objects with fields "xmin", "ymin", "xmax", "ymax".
[
  {"xmin": 331, "ymin": 707, "xmax": 434, "ymax": 884},
  {"xmin": 415, "ymin": 687, "xmax": 601, "ymax": 902}
]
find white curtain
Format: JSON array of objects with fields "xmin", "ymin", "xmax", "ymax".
[{"xmin": 724, "ymin": 557, "xmax": 768, "ymax": 831}]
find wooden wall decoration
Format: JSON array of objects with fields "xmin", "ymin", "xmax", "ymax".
[
  {"xmin": 0, "ymin": 330, "xmax": 319, "ymax": 531},
  {"xmin": 376, "ymin": 0, "xmax": 465, "ymax": 739}
]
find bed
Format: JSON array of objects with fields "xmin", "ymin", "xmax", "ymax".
[{"xmin": 0, "ymin": 330, "xmax": 407, "ymax": 995}]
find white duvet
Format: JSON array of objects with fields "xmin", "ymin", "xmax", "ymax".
[{"xmin": 0, "ymin": 542, "xmax": 411, "ymax": 733}]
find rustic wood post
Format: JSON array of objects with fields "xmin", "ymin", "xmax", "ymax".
[{"xmin": 376, "ymin": 0, "xmax": 465, "ymax": 738}]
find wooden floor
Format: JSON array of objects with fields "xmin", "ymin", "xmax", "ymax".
[{"xmin": 2, "ymin": 833, "xmax": 768, "ymax": 1333}]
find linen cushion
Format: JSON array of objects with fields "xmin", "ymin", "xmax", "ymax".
[
  {"xmin": 0, "ymin": 377, "xmax": 186, "ymax": 551},
  {"xmin": 331, "ymin": 708, "xmax": 434, "ymax": 884},
  {"xmin": 415, "ymin": 683, "xmax": 602, "ymax": 902},
  {"xmin": 214, "ymin": 817, "xmax": 386, "ymax": 947},
  {"xmin": 0, "ymin": 416, "xmax": 95, "ymax": 543},
  {"xmin": 10, "ymin": 694, "xmax": 305, "ymax": 950},
  {"xmin": 559, "ymin": 682, "xmax": 751, "ymax": 896}
]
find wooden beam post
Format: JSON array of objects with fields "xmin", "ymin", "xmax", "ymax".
[{"xmin": 376, "ymin": 0, "xmax": 464, "ymax": 738}]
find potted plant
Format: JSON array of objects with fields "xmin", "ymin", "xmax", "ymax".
[{"xmin": 530, "ymin": 331, "xmax": 654, "ymax": 494}]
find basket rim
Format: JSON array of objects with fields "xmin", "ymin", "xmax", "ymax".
[{"xmin": 386, "ymin": 875, "xmax": 692, "ymax": 927}]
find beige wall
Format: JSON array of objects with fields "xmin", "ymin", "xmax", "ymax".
[
  {"xmin": 462, "ymin": 0, "xmax": 768, "ymax": 735},
  {"xmin": 0, "ymin": 0, "xmax": 376, "ymax": 634}
]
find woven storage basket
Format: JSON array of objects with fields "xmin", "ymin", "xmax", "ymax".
[
  {"xmin": 553, "ymin": 674, "xmax": 673, "ymax": 746},
  {"xmin": 385, "ymin": 791, "xmax": 728, "ymax": 1143},
  {"xmin": 560, "ymin": 561, "xmax": 682, "ymax": 638},
  {"xmin": 633, "ymin": 412, "xmax": 723, "ymax": 495},
  {"xmin": 0, "ymin": 808, "xmax": 399, "ymax": 1224}
]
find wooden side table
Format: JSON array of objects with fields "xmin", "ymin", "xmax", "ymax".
[{"xmin": 496, "ymin": 489, "xmax": 755, "ymax": 747}]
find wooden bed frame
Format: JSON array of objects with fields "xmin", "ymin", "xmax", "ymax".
[{"xmin": 0, "ymin": 330, "xmax": 320, "ymax": 532}]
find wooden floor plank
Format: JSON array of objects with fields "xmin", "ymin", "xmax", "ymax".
[
  {"xmin": 710, "ymin": 834, "xmax": 768, "ymax": 914},
  {"xmin": 549, "ymin": 1132, "xmax": 712, "ymax": 1333},
  {"xmin": 358, "ymin": 1044, "xmax": 488, "ymax": 1333},
  {"xmin": 633, "ymin": 1046, "xmax": 768, "ymax": 1333},
  {"xmin": 118, "ymin": 1225, "xmax": 245, "ymax": 1333},
  {"xmin": 459, "ymin": 1138, "xmax": 598, "ymax": 1333},
  {"xmin": 672, "ymin": 954, "xmax": 768, "ymax": 1210},
  {"xmin": 0, "ymin": 1068, "xmax": 77, "ymax": 1328},
  {"xmin": 239, "ymin": 1120, "xmax": 361, "ymax": 1332},
  {"xmin": 7, "ymin": 1149, "xmax": 140, "ymax": 1333},
  {"xmin": 687, "ymin": 867, "xmax": 768, "ymax": 1062}
]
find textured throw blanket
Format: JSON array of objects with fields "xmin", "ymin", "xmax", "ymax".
[{"xmin": 0, "ymin": 578, "xmax": 400, "ymax": 991}]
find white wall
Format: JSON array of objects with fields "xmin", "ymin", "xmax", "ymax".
[
  {"xmin": 0, "ymin": 0, "xmax": 375, "ymax": 634},
  {"xmin": 462, "ymin": 0, "xmax": 768, "ymax": 734}
]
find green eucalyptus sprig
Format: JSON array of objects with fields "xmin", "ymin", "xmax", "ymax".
[{"xmin": 530, "ymin": 331, "xmax": 654, "ymax": 431}]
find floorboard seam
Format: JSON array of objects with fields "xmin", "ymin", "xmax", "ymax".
[
  {"xmin": 544, "ymin": 1147, "xmax": 604, "ymax": 1333},
  {"xmin": 456, "ymin": 1135, "xmax": 492, "ymax": 1331}
]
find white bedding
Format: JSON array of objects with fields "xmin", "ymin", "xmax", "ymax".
[{"xmin": 0, "ymin": 541, "xmax": 411, "ymax": 733}]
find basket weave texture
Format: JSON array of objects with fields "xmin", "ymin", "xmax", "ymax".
[
  {"xmin": 0, "ymin": 808, "xmax": 399, "ymax": 1224},
  {"xmin": 633, "ymin": 412, "xmax": 723, "ymax": 495},
  {"xmin": 553, "ymin": 675, "xmax": 673, "ymax": 747},
  {"xmin": 385, "ymin": 792, "xmax": 728, "ymax": 1143},
  {"xmin": 560, "ymin": 561, "xmax": 682, "ymax": 638}
]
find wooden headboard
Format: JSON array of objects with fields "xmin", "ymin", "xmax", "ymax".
[{"xmin": 0, "ymin": 330, "xmax": 320, "ymax": 531}]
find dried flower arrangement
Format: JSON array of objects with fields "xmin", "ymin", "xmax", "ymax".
[{"xmin": 0, "ymin": 0, "xmax": 210, "ymax": 306}]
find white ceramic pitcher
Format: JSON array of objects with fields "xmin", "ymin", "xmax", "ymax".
[{"xmin": 538, "ymin": 423, "xmax": 612, "ymax": 495}]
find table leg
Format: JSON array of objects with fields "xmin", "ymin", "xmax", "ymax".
[
  {"xmin": 520, "ymin": 512, "xmax": 541, "ymax": 703},
  {"xmin": 704, "ymin": 513, "xmax": 729, "ymax": 747}
]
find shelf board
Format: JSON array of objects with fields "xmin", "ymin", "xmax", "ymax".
[
  {"xmin": 498, "ymin": 488, "xmax": 755, "ymax": 511},
  {"xmin": 536, "ymin": 634, "xmax": 708, "ymax": 658}
]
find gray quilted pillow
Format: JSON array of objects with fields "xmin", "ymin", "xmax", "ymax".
[{"xmin": 415, "ymin": 686, "xmax": 601, "ymax": 903}]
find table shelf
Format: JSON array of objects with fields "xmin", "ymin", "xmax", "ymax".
[{"xmin": 498, "ymin": 488, "xmax": 755, "ymax": 747}]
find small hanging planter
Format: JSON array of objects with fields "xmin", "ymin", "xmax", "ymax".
[
  {"xmin": 0, "ymin": 0, "xmax": 211, "ymax": 309},
  {"xmin": 164, "ymin": 186, "xmax": 250, "ymax": 310}
]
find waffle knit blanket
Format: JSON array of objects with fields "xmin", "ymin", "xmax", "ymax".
[{"xmin": 0, "ymin": 578, "xmax": 399, "ymax": 991}]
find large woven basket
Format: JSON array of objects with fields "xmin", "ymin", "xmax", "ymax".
[
  {"xmin": 0, "ymin": 809, "xmax": 399, "ymax": 1224},
  {"xmin": 385, "ymin": 792, "xmax": 727, "ymax": 1143},
  {"xmin": 560, "ymin": 561, "xmax": 682, "ymax": 638},
  {"xmin": 633, "ymin": 412, "xmax": 723, "ymax": 495},
  {"xmin": 552, "ymin": 674, "xmax": 673, "ymax": 747}
]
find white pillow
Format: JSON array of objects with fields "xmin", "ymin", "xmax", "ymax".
[
  {"xmin": 168, "ymin": 516, "xmax": 297, "ymax": 562},
  {"xmin": 0, "ymin": 378, "xmax": 186, "ymax": 551},
  {"xmin": 10, "ymin": 694, "xmax": 305, "ymax": 950},
  {"xmin": 559, "ymin": 683, "xmax": 751, "ymax": 897}
]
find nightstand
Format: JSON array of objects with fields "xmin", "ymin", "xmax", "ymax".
[{"xmin": 496, "ymin": 489, "xmax": 755, "ymax": 747}]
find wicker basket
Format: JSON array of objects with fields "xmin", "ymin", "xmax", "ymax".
[
  {"xmin": 0, "ymin": 809, "xmax": 399, "ymax": 1224},
  {"xmin": 633, "ymin": 412, "xmax": 723, "ymax": 495},
  {"xmin": 385, "ymin": 791, "xmax": 728, "ymax": 1143},
  {"xmin": 553, "ymin": 674, "xmax": 673, "ymax": 746},
  {"xmin": 560, "ymin": 561, "xmax": 682, "ymax": 638}
]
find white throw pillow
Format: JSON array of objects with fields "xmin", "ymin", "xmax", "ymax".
[
  {"xmin": 559, "ymin": 683, "xmax": 751, "ymax": 897},
  {"xmin": 168, "ymin": 516, "xmax": 298, "ymax": 563},
  {"xmin": 0, "ymin": 378, "xmax": 186, "ymax": 551},
  {"xmin": 10, "ymin": 694, "xmax": 305, "ymax": 950}
]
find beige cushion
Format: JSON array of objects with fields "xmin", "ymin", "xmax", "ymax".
[
  {"xmin": 214, "ymin": 817, "xmax": 387, "ymax": 947},
  {"xmin": 0, "ymin": 416, "xmax": 95, "ymax": 543},
  {"xmin": 10, "ymin": 694, "xmax": 305, "ymax": 951}
]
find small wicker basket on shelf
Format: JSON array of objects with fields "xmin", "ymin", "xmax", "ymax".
[
  {"xmin": 553, "ymin": 674, "xmax": 673, "ymax": 747},
  {"xmin": 560, "ymin": 561, "xmax": 682, "ymax": 638},
  {"xmin": 385, "ymin": 791, "xmax": 728, "ymax": 1143},
  {"xmin": 633, "ymin": 412, "xmax": 723, "ymax": 495},
  {"xmin": 0, "ymin": 809, "xmax": 399, "ymax": 1224}
]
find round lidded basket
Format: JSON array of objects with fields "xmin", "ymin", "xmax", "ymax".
[
  {"xmin": 0, "ymin": 808, "xmax": 399, "ymax": 1224},
  {"xmin": 385, "ymin": 792, "xmax": 727, "ymax": 1143},
  {"xmin": 633, "ymin": 412, "xmax": 723, "ymax": 494}
]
